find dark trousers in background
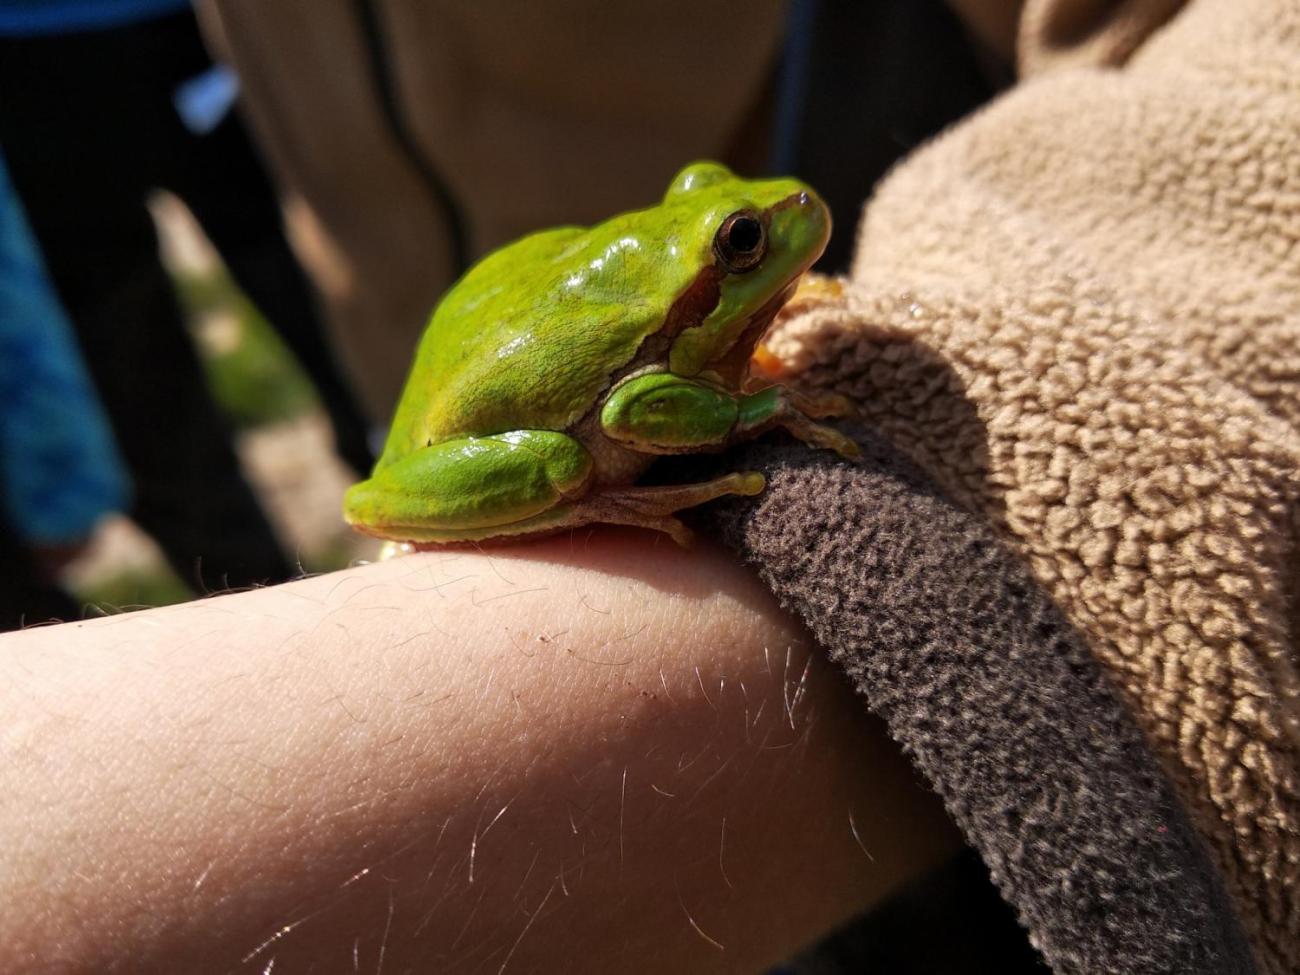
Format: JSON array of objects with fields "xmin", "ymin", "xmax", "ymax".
[
  {"xmin": 0, "ymin": 515, "xmax": 80, "ymax": 632},
  {"xmin": 0, "ymin": 9, "xmax": 373, "ymax": 591}
]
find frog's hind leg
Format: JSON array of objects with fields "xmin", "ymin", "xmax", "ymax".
[
  {"xmin": 345, "ymin": 427, "xmax": 761, "ymax": 546},
  {"xmin": 379, "ymin": 471, "xmax": 764, "ymax": 547},
  {"xmin": 343, "ymin": 429, "xmax": 595, "ymax": 542},
  {"xmin": 577, "ymin": 471, "xmax": 766, "ymax": 545},
  {"xmin": 738, "ymin": 385, "xmax": 861, "ymax": 459}
]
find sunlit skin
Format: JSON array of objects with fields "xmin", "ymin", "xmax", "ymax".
[
  {"xmin": 344, "ymin": 162, "xmax": 858, "ymax": 547},
  {"xmin": 0, "ymin": 535, "xmax": 961, "ymax": 973}
]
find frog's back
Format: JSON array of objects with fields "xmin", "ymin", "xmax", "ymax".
[{"xmin": 381, "ymin": 213, "xmax": 705, "ymax": 462}]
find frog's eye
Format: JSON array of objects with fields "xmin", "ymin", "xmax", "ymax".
[{"xmin": 714, "ymin": 210, "xmax": 767, "ymax": 273}]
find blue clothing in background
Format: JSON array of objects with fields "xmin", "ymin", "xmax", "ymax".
[
  {"xmin": 0, "ymin": 0, "xmax": 188, "ymax": 36},
  {"xmin": 0, "ymin": 152, "xmax": 130, "ymax": 544}
]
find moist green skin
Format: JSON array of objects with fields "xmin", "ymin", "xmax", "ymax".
[
  {"xmin": 345, "ymin": 161, "xmax": 840, "ymax": 545},
  {"xmin": 378, "ymin": 162, "xmax": 827, "ymax": 463}
]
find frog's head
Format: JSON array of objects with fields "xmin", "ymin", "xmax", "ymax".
[{"xmin": 658, "ymin": 161, "xmax": 830, "ymax": 379}]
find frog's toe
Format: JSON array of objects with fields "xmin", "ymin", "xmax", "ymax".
[
  {"xmin": 814, "ymin": 421, "xmax": 861, "ymax": 459},
  {"xmin": 661, "ymin": 518, "xmax": 696, "ymax": 547},
  {"xmin": 791, "ymin": 389, "xmax": 858, "ymax": 420},
  {"xmin": 780, "ymin": 413, "xmax": 860, "ymax": 459},
  {"xmin": 571, "ymin": 471, "xmax": 768, "ymax": 545},
  {"xmin": 827, "ymin": 428, "xmax": 862, "ymax": 460},
  {"xmin": 377, "ymin": 540, "xmax": 413, "ymax": 561}
]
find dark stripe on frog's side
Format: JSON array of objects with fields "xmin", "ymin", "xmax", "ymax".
[
  {"xmin": 609, "ymin": 264, "xmax": 723, "ymax": 382},
  {"xmin": 579, "ymin": 190, "xmax": 809, "ymax": 430},
  {"xmin": 564, "ymin": 265, "xmax": 727, "ymax": 487}
]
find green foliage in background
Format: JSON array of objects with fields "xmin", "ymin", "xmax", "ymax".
[
  {"xmin": 175, "ymin": 271, "xmax": 319, "ymax": 430},
  {"xmin": 74, "ymin": 565, "xmax": 193, "ymax": 615},
  {"xmin": 65, "ymin": 269, "xmax": 359, "ymax": 616},
  {"xmin": 70, "ymin": 539, "xmax": 357, "ymax": 615}
]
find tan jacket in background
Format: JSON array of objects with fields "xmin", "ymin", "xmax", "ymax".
[{"xmin": 204, "ymin": 0, "xmax": 787, "ymax": 418}]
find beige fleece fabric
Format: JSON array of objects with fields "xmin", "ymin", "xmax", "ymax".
[{"xmin": 768, "ymin": 0, "xmax": 1300, "ymax": 969}]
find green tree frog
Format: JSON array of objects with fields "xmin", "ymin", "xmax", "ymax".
[{"xmin": 344, "ymin": 161, "xmax": 857, "ymax": 546}]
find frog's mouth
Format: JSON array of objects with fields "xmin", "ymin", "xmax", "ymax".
[
  {"xmin": 685, "ymin": 187, "xmax": 830, "ymax": 383},
  {"xmin": 622, "ymin": 185, "xmax": 827, "ymax": 383}
]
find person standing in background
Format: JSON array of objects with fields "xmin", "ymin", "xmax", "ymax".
[{"xmin": 0, "ymin": 150, "xmax": 131, "ymax": 630}]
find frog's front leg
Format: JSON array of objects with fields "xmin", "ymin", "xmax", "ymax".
[
  {"xmin": 600, "ymin": 372, "xmax": 860, "ymax": 459},
  {"xmin": 343, "ymin": 430, "xmax": 594, "ymax": 542}
]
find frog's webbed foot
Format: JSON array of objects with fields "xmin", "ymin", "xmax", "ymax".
[
  {"xmin": 736, "ymin": 385, "xmax": 860, "ymax": 459},
  {"xmin": 784, "ymin": 387, "xmax": 857, "ymax": 420},
  {"xmin": 581, "ymin": 471, "xmax": 766, "ymax": 546}
]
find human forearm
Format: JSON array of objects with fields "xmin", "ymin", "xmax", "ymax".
[{"xmin": 0, "ymin": 532, "xmax": 957, "ymax": 973}]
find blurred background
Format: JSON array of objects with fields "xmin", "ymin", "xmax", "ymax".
[{"xmin": 57, "ymin": 193, "xmax": 368, "ymax": 611}]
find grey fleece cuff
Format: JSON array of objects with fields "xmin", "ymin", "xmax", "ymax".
[{"xmin": 688, "ymin": 431, "xmax": 1255, "ymax": 975}]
